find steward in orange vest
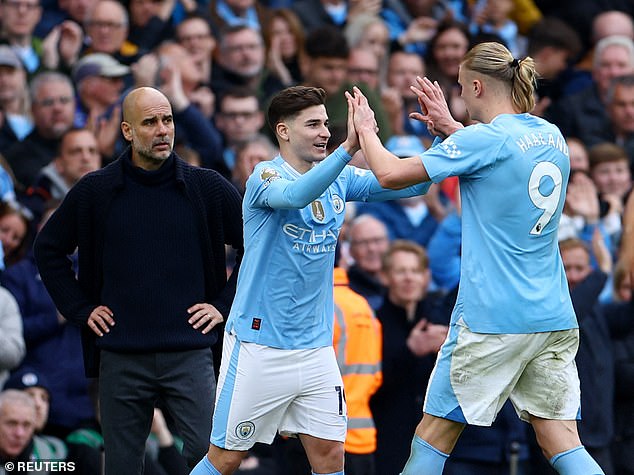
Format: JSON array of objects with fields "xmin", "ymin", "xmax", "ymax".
[{"xmin": 333, "ymin": 267, "xmax": 383, "ymax": 475}]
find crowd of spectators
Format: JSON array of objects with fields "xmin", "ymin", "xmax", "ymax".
[{"xmin": 0, "ymin": 0, "xmax": 633, "ymax": 473}]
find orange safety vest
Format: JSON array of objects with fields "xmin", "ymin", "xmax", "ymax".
[{"xmin": 332, "ymin": 267, "xmax": 383, "ymax": 455}]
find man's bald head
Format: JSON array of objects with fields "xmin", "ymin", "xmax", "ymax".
[{"xmin": 122, "ymin": 87, "xmax": 170, "ymax": 123}]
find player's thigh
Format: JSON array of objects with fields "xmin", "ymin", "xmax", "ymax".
[
  {"xmin": 512, "ymin": 329, "xmax": 580, "ymax": 422},
  {"xmin": 280, "ymin": 346, "xmax": 347, "ymax": 443},
  {"xmin": 211, "ymin": 334, "xmax": 298, "ymax": 450},
  {"xmin": 425, "ymin": 322, "xmax": 546, "ymax": 426}
]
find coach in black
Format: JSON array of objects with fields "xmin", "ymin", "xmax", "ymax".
[{"xmin": 33, "ymin": 87, "xmax": 244, "ymax": 475}]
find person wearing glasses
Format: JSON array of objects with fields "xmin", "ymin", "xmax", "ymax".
[
  {"xmin": 215, "ymin": 87, "xmax": 266, "ymax": 171},
  {"xmin": 0, "ymin": 0, "xmax": 43, "ymax": 76},
  {"xmin": 82, "ymin": 0, "xmax": 144, "ymax": 65},
  {"xmin": 4, "ymin": 72, "xmax": 76, "ymax": 190}
]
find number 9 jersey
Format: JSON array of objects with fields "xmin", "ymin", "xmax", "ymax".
[{"xmin": 420, "ymin": 113, "xmax": 577, "ymax": 334}]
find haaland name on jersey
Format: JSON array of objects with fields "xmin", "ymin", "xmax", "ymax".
[{"xmin": 515, "ymin": 131, "xmax": 569, "ymax": 155}]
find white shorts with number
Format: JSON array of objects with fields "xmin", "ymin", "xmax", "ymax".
[
  {"xmin": 210, "ymin": 332, "xmax": 347, "ymax": 450},
  {"xmin": 424, "ymin": 319, "xmax": 581, "ymax": 426}
]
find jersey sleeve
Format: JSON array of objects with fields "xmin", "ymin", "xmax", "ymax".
[
  {"xmin": 246, "ymin": 146, "xmax": 352, "ymax": 209},
  {"xmin": 342, "ymin": 166, "xmax": 431, "ymax": 202},
  {"xmin": 421, "ymin": 124, "xmax": 507, "ymax": 183}
]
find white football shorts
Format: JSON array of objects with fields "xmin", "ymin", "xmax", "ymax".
[
  {"xmin": 424, "ymin": 319, "xmax": 581, "ymax": 426},
  {"xmin": 210, "ymin": 332, "xmax": 347, "ymax": 450}
]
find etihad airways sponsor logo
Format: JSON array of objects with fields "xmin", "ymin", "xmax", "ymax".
[{"xmin": 282, "ymin": 223, "xmax": 339, "ymax": 241}]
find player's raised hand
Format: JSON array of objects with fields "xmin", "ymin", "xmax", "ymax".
[
  {"xmin": 341, "ymin": 90, "xmax": 360, "ymax": 156},
  {"xmin": 347, "ymin": 86, "xmax": 378, "ymax": 135},
  {"xmin": 410, "ymin": 76, "xmax": 462, "ymax": 138}
]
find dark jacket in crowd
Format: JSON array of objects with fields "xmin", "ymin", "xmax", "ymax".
[
  {"xmin": 4, "ymin": 129, "xmax": 60, "ymax": 190},
  {"xmin": 571, "ymin": 270, "xmax": 614, "ymax": 448},
  {"xmin": 370, "ymin": 294, "xmax": 449, "ymax": 475}
]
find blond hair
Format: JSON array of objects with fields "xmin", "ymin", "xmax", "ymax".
[{"xmin": 462, "ymin": 42, "xmax": 537, "ymax": 113}]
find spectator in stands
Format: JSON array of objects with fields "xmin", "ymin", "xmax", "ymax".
[
  {"xmin": 71, "ymin": 53, "xmax": 129, "ymax": 160},
  {"xmin": 559, "ymin": 10, "xmax": 634, "ymax": 98},
  {"xmin": 347, "ymin": 48, "xmax": 381, "ymax": 91},
  {"xmin": 608, "ymin": 259, "xmax": 634, "ymax": 474},
  {"xmin": 155, "ymin": 41, "xmax": 214, "ymax": 118},
  {"xmin": 547, "ymin": 35, "xmax": 634, "ymax": 141},
  {"xmin": 83, "ymin": 0, "xmax": 143, "ymax": 65},
  {"xmin": 290, "ymin": 0, "xmax": 381, "ymax": 33},
  {"xmin": 0, "ymin": 390, "xmax": 53, "ymax": 467},
  {"xmin": 60, "ymin": 0, "xmax": 97, "ymax": 25},
  {"xmin": 585, "ymin": 74, "xmax": 634, "ymax": 175},
  {"xmin": 215, "ymin": 87, "xmax": 265, "ymax": 171},
  {"xmin": 1, "ymin": 202, "xmax": 95, "ymax": 435},
  {"xmin": 526, "ymin": 16, "xmax": 582, "ymax": 115},
  {"xmin": 347, "ymin": 214, "xmax": 390, "ymax": 310},
  {"xmin": 208, "ymin": 0, "xmax": 271, "ymax": 35},
  {"xmin": 0, "ymin": 46, "xmax": 31, "ymax": 154},
  {"xmin": 0, "ymin": 285, "xmax": 24, "ymax": 389},
  {"xmin": 4, "ymin": 72, "xmax": 75, "ymax": 190},
  {"xmin": 424, "ymin": 20, "xmax": 470, "ymax": 124},
  {"xmin": 24, "ymin": 128, "xmax": 100, "ymax": 223},
  {"xmin": 558, "ymin": 169, "xmax": 612, "ymax": 256},
  {"xmin": 231, "ymin": 133, "xmax": 276, "ymax": 194},
  {"xmin": 301, "ymin": 25, "xmax": 391, "ymax": 141},
  {"xmin": 344, "ymin": 14, "xmax": 390, "ymax": 68},
  {"xmin": 126, "ymin": 0, "xmax": 179, "ymax": 52},
  {"xmin": 381, "ymin": 50, "xmax": 431, "ymax": 141},
  {"xmin": 469, "ymin": 0, "xmax": 521, "ymax": 57},
  {"xmin": 588, "ymin": 143, "xmax": 632, "ymax": 243},
  {"xmin": 567, "ymin": 137, "xmax": 590, "ymax": 173},
  {"xmin": 0, "ymin": 0, "xmax": 44, "ymax": 76},
  {"xmin": 552, "ymin": 237, "xmax": 616, "ymax": 474},
  {"xmin": 261, "ymin": 8, "xmax": 305, "ymax": 98},
  {"xmin": 0, "ymin": 201, "xmax": 31, "ymax": 268},
  {"xmin": 176, "ymin": 15, "xmax": 217, "ymax": 86},
  {"xmin": 371, "ymin": 240, "xmax": 448, "ymax": 475},
  {"xmin": 212, "ymin": 25, "xmax": 266, "ymax": 98}
]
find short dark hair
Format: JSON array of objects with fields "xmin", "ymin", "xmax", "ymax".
[
  {"xmin": 267, "ymin": 85, "xmax": 327, "ymax": 133},
  {"xmin": 304, "ymin": 25, "xmax": 349, "ymax": 60},
  {"xmin": 588, "ymin": 142, "xmax": 629, "ymax": 169},
  {"xmin": 527, "ymin": 17, "xmax": 582, "ymax": 59},
  {"xmin": 218, "ymin": 86, "xmax": 260, "ymax": 111}
]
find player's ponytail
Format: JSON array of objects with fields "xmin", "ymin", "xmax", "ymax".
[{"xmin": 462, "ymin": 42, "xmax": 537, "ymax": 113}]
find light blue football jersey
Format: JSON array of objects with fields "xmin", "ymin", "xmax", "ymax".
[
  {"xmin": 421, "ymin": 113, "xmax": 577, "ymax": 333},
  {"xmin": 225, "ymin": 146, "xmax": 431, "ymax": 349}
]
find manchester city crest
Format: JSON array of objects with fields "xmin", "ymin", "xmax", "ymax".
[
  {"xmin": 332, "ymin": 195, "xmax": 344, "ymax": 214},
  {"xmin": 235, "ymin": 421, "xmax": 256, "ymax": 440}
]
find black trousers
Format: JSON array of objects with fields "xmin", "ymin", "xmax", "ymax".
[{"xmin": 99, "ymin": 348, "xmax": 215, "ymax": 475}]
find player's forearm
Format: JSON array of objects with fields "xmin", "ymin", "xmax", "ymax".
[
  {"xmin": 268, "ymin": 146, "xmax": 351, "ymax": 208},
  {"xmin": 358, "ymin": 128, "xmax": 429, "ymax": 189}
]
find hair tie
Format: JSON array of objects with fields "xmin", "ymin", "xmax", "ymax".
[{"xmin": 511, "ymin": 58, "xmax": 520, "ymax": 68}]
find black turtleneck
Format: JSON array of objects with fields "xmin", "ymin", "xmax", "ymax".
[{"xmin": 98, "ymin": 154, "xmax": 207, "ymax": 352}]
